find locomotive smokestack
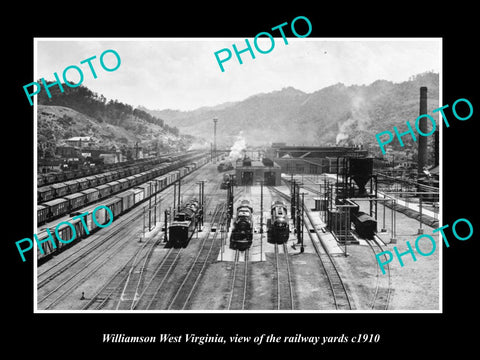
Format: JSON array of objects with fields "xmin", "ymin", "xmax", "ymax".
[{"xmin": 418, "ymin": 87, "xmax": 428, "ymax": 175}]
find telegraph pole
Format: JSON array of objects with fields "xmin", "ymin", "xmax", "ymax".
[
  {"xmin": 177, "ymin": 178, "xmax": 181, "ymax": 212},
  {"xmin": 213, "ymin": 117, "xmax": 218, "ymax": 163},
  {"xmin": 300, "ymin": 192, "xmax": 306, "ymax": 253},
  {"xmin": 260, "ymin": 180, "xmax": 264, "ymax": 234},
  {"xmin": 148, "ymin": 181, "xmax": 152, "ymax": 231}
]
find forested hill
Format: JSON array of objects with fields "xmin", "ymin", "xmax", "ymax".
[
  {"xmin": 146, "ymin": 71, "xmax": 439, "ymax": 151},
  {"xmin": 38, "ymin": 83, "xmax": 179, "ymax": 136},
  {"xmin": 36, "ymin": 83, "xmax": 198, "ymax": 159}
]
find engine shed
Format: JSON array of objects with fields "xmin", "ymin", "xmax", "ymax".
[{"xmin": 235, "ymin": 158, "xmax": 281, "ymax": 186}]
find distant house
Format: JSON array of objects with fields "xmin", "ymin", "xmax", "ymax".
[
  {"xmin": 65, "ymin": 136, "xmax": 94, "ymax": 148},
  {"xmin": 82, "ymin": 148, "xmax": 123, "ymax": 164},
  {"xmin": 56, "ymin": 146, "xmax": 82, "ymax": 159},
  {"xmin": 100, "ymin": 153, "xmax": 120, "ymax": 164},
  {"xmin": 38, "ymin": 158, "xmax": 64, "ymax": 173}
]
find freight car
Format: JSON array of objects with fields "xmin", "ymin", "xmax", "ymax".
[
  {"xmin": 37, "ymin": 150, "xmax": 206, "ymax": 187},
  {"xmin": 167, "ymin": 199, "xmax": 199, "ymax": 248},
  {"xmin": 36, "ymin": 218, "xmax": 85, "ymax": 263},
  {"xmin": 37, "ymin": 154, "xmax": 209, "ymax": 226},
  {"xmin": 352, "ymin": 211, "xmax": 377, "ymax": 239},
  {"xmin": 36, "ymin": 154, "xmax": 209, "ymax": 262},
  {"xmin": 230, "ymin": 200, "xmax": 254, "ymax": 251},
  {"xmin": 267, "ymin": 200, "xmax": 290, "ymax": 244}
]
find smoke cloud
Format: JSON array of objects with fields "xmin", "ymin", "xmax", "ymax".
[
  {"xmin": 228, "ymin": 132, "xmax": 247, "ymax": 161},
  {"xmin": 335, "ymin": 95, "xmax": 371, "ymax": 145},
  {"xmin": 187, "ymin": 140, "xmax": 209, "ymax": 151}
]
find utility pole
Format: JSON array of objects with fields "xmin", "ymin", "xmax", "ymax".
[
  {"xmin": 213, "ymin": 117, "xmax": 218, "ymax": 164},
  {"xmin": 300, "ymin": 192, "xmax": 306, "ymax": 253},
  {"xmin": 260, "ymin": 180, "xmax": 264, "ymax": 234},
  {"xmin": 148, "ymin": 181, "xmax": 152, "ymax": 231},
  {"xmin": 291, "ymin": 179, "xmax": 296, "ymax": 227},
  {"xmin": 177, "ymin": 178, "xmax": 181, "ymax": 212},
  {"xmin": 173, "ymin": 182, "xmax": 176, "ymax": 214},
  {"xmin": 197, "ymin": 181, "xmax": 205, "ymax": 229},
  {"xmin": 164, "ymin": 209, "xmax": 169, "ymax": 243}
]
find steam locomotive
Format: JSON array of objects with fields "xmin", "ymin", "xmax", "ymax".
[
  {"xmin": 217, "ymin": 161, "xmax": 234, "ymax": 172},
  {"xmin": 267, "ymin": 201, "xmax": 290, "ymax": 244},
  {"xmin": 230, "ymin": 200, "xmax": 253, "ymax": 251},
  {"xmin": 220, "ymin": 173, "xmax": 236, "ymax": 189},
  {"xmin": 168, "ymin": 199, "xmax": 199, "ymax": 248}
]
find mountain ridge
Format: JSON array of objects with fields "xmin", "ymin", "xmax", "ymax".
[{"xmin": 143, "ymin": 72, "xmax": 439, "ymax": 150}]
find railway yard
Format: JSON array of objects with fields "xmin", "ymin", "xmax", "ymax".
[{"xmin": 36, "ymin": 156, "xmax": 440, "ymax": 312}]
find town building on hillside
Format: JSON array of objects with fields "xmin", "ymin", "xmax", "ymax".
[
  {"xmin": 65, "ymin": 136, "xmax": 94, "ymax": 148},
  {"xmin": 55, "ymin": 146, "xmax": 82, "ymax": 159}
]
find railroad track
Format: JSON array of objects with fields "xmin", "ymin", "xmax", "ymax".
[
  {"xmin": 303, "ymin": 208, "xmax": 353, "ymax": 310},
  {"xmin": 268, "ymin": 185, "xmax": 352, "ymax": 310},
  {"xmin": 37, "ymin": 169, "xmax": 204, "ymax": 285},
  {"xmin": 114, "ymin": 235, "xmax": 160, "ymax": 310},
  {"xmin": 274, "ymin": 243, "xmax": 294, "ymax": 310},
  {"xmin": 82, "ymin": 236, "xmax": 164, "ymax": 310},
  {"xmin": 133, "ymin": 247, "xmax": 184, "ymax": 310},
  {"xmin": 265, "ymin": 186, "xmax": 295, "ymax": 310},
  {"xmin": 37, "ymin": 205, "xmax": 146, "ymax": 289},
  {"xmin": 227, "ymin": 249, "xmax": 249, "ymax": 310},
  {"xmin": 37, "ymin": 221, "xmax": 150, "ymax": 310},
  {"xmin": 166, "ymin": 203, "xmax": 225, "ymax": 310},
  {"xmin": 129, "ymin": 199, "xmax": 223, "ymax": 310},
  {"xmin": 366, "ymin": 235, "xmax": 392, "ymax": 310}
]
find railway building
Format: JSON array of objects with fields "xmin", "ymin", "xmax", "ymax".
[
  {"xmin": 267, "ymin": 145, "xmax": 368, "ymax": 175},
  {"xmin": 235, "ymin": 157, "xmax": 281, "ymax": 186}
]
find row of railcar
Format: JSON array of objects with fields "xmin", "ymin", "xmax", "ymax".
[
  {"xmin": 37, "ymin": 152, "xmax": 207, "ymax": 203},
  {"xmin": 36, "ymin": 156, "xmax": 209, "ymax": 263},
  {"xmin": 37, "ymin": 150, "xmax": 203, "ymax": 187},
  {"xmin": 37, "ymin": 156, "xmax": 209, "ymax": 226}
]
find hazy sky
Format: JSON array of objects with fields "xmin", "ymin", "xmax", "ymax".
[{"xmin": 35, "ymin": 38, "xmax": 441, "ymax": 111}]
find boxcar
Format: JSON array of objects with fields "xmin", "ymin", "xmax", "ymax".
[
  {"xmin": 38, "ymin": 175, "xmax": 46, "ymax": 187},
  {"xmin": 81, "ymin": 188, "xmax": 100, "ymax": 204},
  {"xmin": 94, "ymin": 173, "xmax": 107, "ymax": 186},
  {"xmin": 43, "ymin": 198, "xmax": 69, "ymax": 219},
  {"xmin": 51, "ymin": 182, "xmax": 69, "ymax": 198},
  {"xmin": 86, "ymin": 175, "xmax": 98, "ymax": 187},
  {"xmin": 38, "ymin": 186, "xmax": 55, "ymax": 203},
  {"xmin": 133, "ymin": 173, "xmax": 143, "ymax": 186},
  {"xmin": 37, "ymin": 204, "xmax": 49, "ymax": 225},
  {"xmin": 54, "ymin": 217, "xmax": 85, "ymax": 246},
  {"xmin": 72, "ymin": 204, "xmax": 100, "ymax": 234},
  {"xmin": 126, "ymin": 175, "xmax": 136, "ymax": 187},
  {"xmin": 116, "ymin": 190, "xmax": 135, "ymax": 212},
  {"xmin": 107, "ymin": 180, "xmax": 121, "ymax": 195},
  {"xmin": 133, "ymin": 188, "xmax": 144, "ymax": 204},
  {"xmin": 64, "ymin": 179, "xmax": 80, "ymax": 194},
  {"xmin": 101, "ymin": 197, "xmax": 122, "ymax": 219},
  {"xmin": 64, "ymin": 192, "xmax": 87, "ymax": 212},
  {"xmin": 36, "ymin": 229, "xmax": 56, "ymax": 262},
  {"xmin": 117, "ymin": 178, "xmax": 129, "ymax": 191},
  {"xmin": 95, "ymin": 184, "xmax": 112, "ymax": 199},
  {"xmin": 136, "ymin": 183, "xmax": 151, "ymax": 199},
  {"xmin": 76, "ymin": 177, "xmax": 90, "ymax": 190},
  {"xmin": 113, "ymin": 168, "xmax": 125, "ymax": 179},
  {"xmin": 103, "ymin": 171, "xmax": 114, "ymax": 182},
  {"xmin": 44, "ymin": 173, "xmax": 57, "ymax": 184},
  {"xmin": 155, "ymin": 175, "xmax": 167, "ymax": 190}
]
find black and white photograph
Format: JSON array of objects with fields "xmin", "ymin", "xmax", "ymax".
[{"xmin": 33, "ymin": 38, "xmax": 442, "ymax": 312}]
